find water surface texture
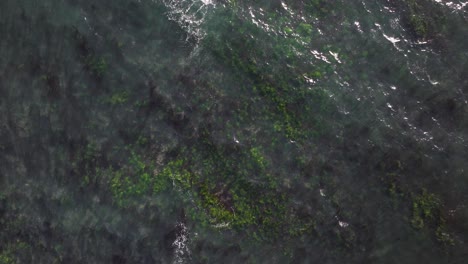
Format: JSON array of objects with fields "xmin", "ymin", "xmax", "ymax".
[{"xmin": 1, "ymin": 0, "xmax": 468, "ymax": 263}]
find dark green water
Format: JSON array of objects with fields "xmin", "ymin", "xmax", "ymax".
[{"xmin": 1, "ymin": 0, "xmax": 468, "ymax": 263}]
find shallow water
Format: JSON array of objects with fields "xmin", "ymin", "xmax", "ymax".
[{"xmin": 1, "ymin": 0, "xmax": 468, "ymax": 263}]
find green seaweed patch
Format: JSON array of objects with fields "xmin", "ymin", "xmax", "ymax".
[
  {"xmin": 197, "ymin": 183, "xmax": 235, "ymax": 224},
  {"xmin": 409, "ymin": 14, "xmax": 428, "ymax": 38},
  {"xmin": 158, "ymin": 145, "xmax": 291, "ymax": 240},
  {"xmin": 72, "ymin": 142, "xmax": 105, "ymax": 187},
  {"xmin": 85, "ymin": 56, "xmax": 107, "ymax": 78},
  {"xmin": 107, "ymin": 90, "xmax": 130, "ymax": 105},
  {"xmin": 296, "ymin": 23, "xmax": 313, "ymax": 37},
  {"xmin": 381, "ymin": 171, "xmax": 406, "ymax": 208},
  {"xmin": 106, "ymin": 143, "xmax": 311, "ymax": 243},
  {"xmin": 410, "ymin": 189, "xmax": 455, "ymax": 246},
  {"xmin": 155, "ymin": 159, "xmax": 193, "ymax": 192},
  {"xmin": 109, "ymin": 152, "xmax": 163, "ymax": 207},
  {"xmin": 190, "ymin": 145, "xmax": 290, "ymax": 240},
  {"xmin": 435, "ymin": 224, "xmax": 455, "ymax": 246},
  {"xmin": 0, "ymin": 251, "xmax": 14, "ymax": 264},
  {"xmin": 399, "ymin": 0, "xmax": 445, "ymax": 40},
  {"xmin": 203, "ymin": 8, "xmax": 335, "ymax": 141},
  {"xmin": 411, "ymin": 188, "xmax": 440, "ymax": 229},
  {"xmin": 0, "ymin": 241, "xmax": 30, "ymax": 264},
  {"xmin": 379, "ymin": 161, "xmax": 456, "ymax": 247}
]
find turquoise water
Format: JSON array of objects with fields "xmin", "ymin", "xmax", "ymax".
[{"xmin": 1, "ymin": 0, "xmax": 468, "ymax": 263}]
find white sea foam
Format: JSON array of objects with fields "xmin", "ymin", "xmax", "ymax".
[
  {"xmin": 172, "ymin": 221, "xmax": 191, "ymax": 264},
  {"xmin": 161, "ymin": 0, "xmax": 216, "ymax": 40}
]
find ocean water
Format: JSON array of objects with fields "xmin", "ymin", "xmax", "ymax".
[{"xmin": 1, "ymin": 0, "xmax": 468, "ymax": 263}]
